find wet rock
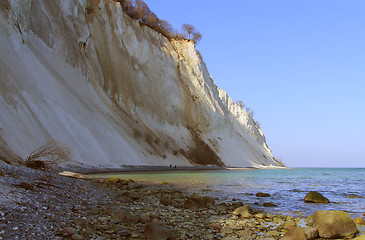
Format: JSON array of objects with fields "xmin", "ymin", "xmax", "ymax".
[
  {"xmin": 304, "ymin": 191, "xmax": 329, "ymax": 203},
  {"xmin": 144, "ymin": 222, "xmax": 173, "ymax": 240},
  {"xmin": 233, "ymin": 205, "xmax": 251, "ymax": 218},
  {"xmin": 106, "ymin": 177, "xmax": 120, "ymax": 184},
  {"xmin": 217, "ymin": 204, "xmax": 227, "ymax": 212},
  {"xmin": 256, "ymin": 192, "xmax": 271, "ymax": 197},
  {"xmin": 302, "ymin": 227, "xmax": 319, "ymax": 240},
  {"xmin": 349, "ymin": 194, "xmax": 362, "ymax": 198},
  {"xmin": 182, "ymin": 199, "xmax": 198, "ymax": 210},
  {"xmin": 263, "ymin": 202, "xmax": 277, "ymax": 207},
  {"xmin": 280, "ymin": 227, "xmax": 306, "ymax": 240},
  {"xmin": 354, "ymin": 217, "xmax": 365, "ymax": 225},
  {"xmin": 202, "ymin": 196, "xmax": 215, "ymax": 207},
  {"xmin": 313, "ymin": 210, "xmax": 358, "ymax": 239},
  {"xmin": 188, "ymin": 193, "xmax": 205, "ymax": 207}
]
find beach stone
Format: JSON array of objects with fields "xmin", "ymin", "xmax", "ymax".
[
  {"xmin": 207, "ymin": 222, "xmax": 221, "ymax": 230},
  {"xmin": 182, "ymin": 199, "xmax": 198, "ymax": 210},
  {"xmin": 256, "ymin": 192, "xmax": 271, "ymax": 197},
  {"xmin": 0, "ymin": 170, "xmax": 4, "ymax": 176},
  {"xmin": 106, "ymin": 177, "xmax": 120, "ymax": 184},
  {"xmin": 144, "ymin": 222, "xmax": 173, "ymax": 240},
  {"xmin": 280, "ymin": 227, "xmax": 306, "ymax": 240},
  {"xmin": 112, "ymin": 208, "xmax": 139, "ymax": 223},
  {"xmin": 171, "ymin": 192, "xmax": 182, "ymax": 199},
  {"xmin": 304, "ymin": 191, "xmax": 329, "ymax": 203},
  {"xmin": 267, "ymin": 230, "xmax": 281, "ymax": 237},
  {"xmin": 95, "ymin": 224, "xmax": 110, "ymax": 230},
  {"xmin": 125, "ymin": 214, "xmax": 139, "ymax": 223},
  {"xmin": 63, "ymin": 227, "xmax": 77, "ymax": 236},
  {"xmin": 354, "ymin": 217, "xmax": 365, "ymax": 225},
  {"xmin": 237, "ymin": 229, "xmax": 252, "ymax": 237},
  {"xmin": 313, "ymin": 210, "xmax": 358, "ymax": 239},
  {"xmin": 217, "ymin": 203, "xmax": 227, "ymax": 212},
  {"xmin": 283, "ymin": 221, "xmax": 296, "ymax": 230},
  {"xmin": 187, "ymin": 193, "xmax": 214, "ymax": 208},
  {"xmin": 202, "ymin": 196, "xmax": 215, "ymax": 206},
  {"xmin": 263, "ymin": 202, "xmax": 277, "ymax": 207},
  {"xmin": 188, "ymin": 193, "xmax": 204, "ymax": 207},
  {"xmin": 349, "ymin": 194, "xmax": 362, "ymax": 198},
  {"xmin": 221, "ymin": 226, "xmax": 233, "ymax": 234},
  {"xmin": 150, "ymin": 213, "xmax": 160, "ymax": 220},
  {"xmin": 139, "ymin": 214, "xmax": 151, "ymax": 224},
  {"xmin": 71, "ymin": 234, "xmax": 84, "ymax": 240},
  {"xmin": 255, "ymin": 213, "xmax": 265, "ymax": 218},
  {"xmin": 233, "ymin": 205, "xmax": 251, "ymax": 218},
  {"xmin": 302, "ymin": 227, "xmax": 318, "ymax": 240}
]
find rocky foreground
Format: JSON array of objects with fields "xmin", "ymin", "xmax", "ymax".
[{"xmin": 0, "ymin": 163, "xmax": 364, "ymax": 240}]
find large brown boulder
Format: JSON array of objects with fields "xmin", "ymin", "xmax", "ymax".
[
  {"xmin": 313, "ymin": 210, "xmax": 358, "ymax": 239},
  {"xmin": 304, "ymin": 191, "xmax": 329, "ymax": 203}
]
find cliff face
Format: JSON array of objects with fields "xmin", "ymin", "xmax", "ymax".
[{"xmin": 0, "ymin": 0, "xmax": 280, "ymax": 168}]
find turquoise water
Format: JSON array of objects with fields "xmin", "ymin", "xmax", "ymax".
[{"xmin": 91, "ymin": 168, "xmax": 365, "ymax": 218}]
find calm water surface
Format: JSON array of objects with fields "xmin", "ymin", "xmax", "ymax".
[{"xmin": 91, "ymin": 168, "xmax": 365, "ymax": 218}]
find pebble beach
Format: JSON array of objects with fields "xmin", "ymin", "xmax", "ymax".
[{"xmin": 0, "ymin": 163, "xmax": 364, "ymax": 240}]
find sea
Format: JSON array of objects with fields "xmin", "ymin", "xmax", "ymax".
[{"xmin": 91, "ymin": 168, "xmax": 365, "ymax": 218}]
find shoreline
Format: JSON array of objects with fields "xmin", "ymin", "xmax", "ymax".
[
  {"xmin": 1, "ymin": 164, "xmax": 363, "ymax": 239},
  {"xmin": 64, "ymin": 165, "xmax": 291, "ymax": 175}
]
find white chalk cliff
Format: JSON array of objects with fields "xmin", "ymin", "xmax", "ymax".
[{"xmin": 0, "ymin": 0, "xmax": 281, "ymax": 168}]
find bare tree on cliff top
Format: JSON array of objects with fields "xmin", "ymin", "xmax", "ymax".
[
  {"xmin": 182, "ymin": 24, "xmax": 195, "ymax": 39},
  {"xmin": 193, "ymin": 31, "xmax": 202, "ymax": 44}
]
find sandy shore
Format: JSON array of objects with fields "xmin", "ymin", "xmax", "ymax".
[{"xmin": 0, "ymin": 163, "xmax": 364, "ymax": 240}]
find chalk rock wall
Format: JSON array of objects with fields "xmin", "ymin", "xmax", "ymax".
[{"xmin": 0, "ymin": 0, "xmax": 280, "ymax": 168}]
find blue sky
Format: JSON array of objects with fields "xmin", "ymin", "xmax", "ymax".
[{"xmin": 144, "ymin": 0, "xmax": 365, "ymax": 167}]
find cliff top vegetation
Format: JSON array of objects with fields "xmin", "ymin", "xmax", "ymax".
[{"xmin": 115, "ymin": 0, "xmax": 202, "ymax": 44}]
